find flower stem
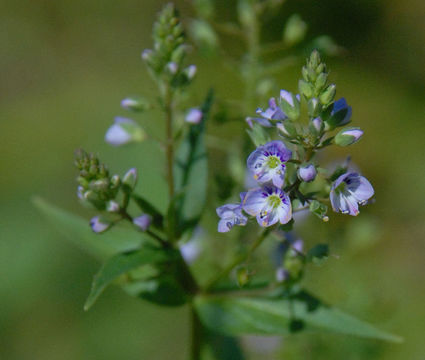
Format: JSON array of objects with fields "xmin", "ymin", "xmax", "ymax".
[
  {"xmin": 190, "ymin": 305, "xmax": 202, "ymax": 360},
  {"xmin": 204, "ymin": 228, "xmax": 271, "ymax": 292}
]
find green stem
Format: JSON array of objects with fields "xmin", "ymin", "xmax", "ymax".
[
  {"xmin": 204, "ymin": 228, "xmax": 271, "ymax": 292},
  {"xmin": 164, "ymin": 84, "xmax": 175, "ymax": 202},
  {"xmin": 190, "ymin": 305, "xmax": 202, "ymax": 360}
]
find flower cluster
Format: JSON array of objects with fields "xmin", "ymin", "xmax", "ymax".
[{"xmin": 217, "ymin": 50, "xmax": 374, "ymax": 232}]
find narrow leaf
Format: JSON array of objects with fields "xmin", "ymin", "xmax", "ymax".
[
  {"xmin": 195, "ymin": 293, "xmax": 402, "ymax": 342},
  {"xmin": 33, "ymin": 196, "xmax": 148, "ymax": 259},
  {"xmin": 84, "ymin": 247, "xmax": 177, "ymax": 310},
  {"xmin": 131, "ymin": 193, "xmax": 164, "ymax": 230},
  {"xmin": 174, "ymin": 89, "xmax": 214, "ymax": 234}
]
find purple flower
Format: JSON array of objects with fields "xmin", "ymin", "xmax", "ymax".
[
  {"xmin": 105, "ymin": 117, "xmax": 146, "ymax": 146},
  {"xmin": 90, "ymin": 216, "xmax": 111, "ymax": 233},
  {"xmin": 247, "ymin": 141, "xmax": 292, "ymax": 188},
  {"xmin": 242, "ymin": 186, "xmax": 292, "ymax": 227},
  {"xmin": 329, "ymin": 98, "xmax": 352, "ymax": 127},
  {"xmin": 216, "ymin": 203, "xmax": 248, "ymax": 233},
  {"xmin": 247, "ymin": 97, "xmax": 286, "ymax": 128},
  {"xmin": 280, "ymin": 90, "xmax": 301, "ymax": 120},
  {"xmin": 297, "ymin": 164, "xmax": 317, "ymax": 182},
  {"xmin": 185, "ymin": 108, "xmax": 203, "ymax": 124},
  {"xmin": 330, "ymin": 172, "xmax": 374, "ymax": 216},
  {"xmin": 133, "ymin": 214, "xmax": 152, "ymax": 231},
  {"xmin": 335, "ymin": 127, "xmax": 363, "ymax": 146}
]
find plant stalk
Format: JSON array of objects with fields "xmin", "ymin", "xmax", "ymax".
[{"xmin": 204, "ymin": 228, "xmax": 271, "ymax": 292}]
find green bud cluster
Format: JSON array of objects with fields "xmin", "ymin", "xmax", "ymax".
[
  {"xmin": 299, "ymin": 50, "xmax": 336, "ymax": 117},
  {"xmin": 75, "ymin": 149, "xmax": 120, "ymax": 210},
  {"xmin": 143, "ymin": 4, "xmax": 196, "ymax": 88}
]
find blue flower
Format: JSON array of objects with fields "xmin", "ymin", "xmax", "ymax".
[
  {"xmin": 297, "ymin": 164, "xmax": 317, "ymax": 182},
  {"xmin": 216, "ymin": 200, "xmax": 248, "ymax": 233},
  {"xmin": 90, "ymin": 216, "xmax": 111, "ymax": 233},
  {"xmin": 133, "ymin": 214, "xmax": 152, "ymax": 231},
  {"xmin": 105, "ymin": 117, "xmax": 146, "ymax": 146},
  {"xmin": 330, "ymin": 172, "xmax": 374, "ymax": 216},
  {"xmin": 185, "ymin": 108, "xmax": 203, "ymax": 124},
  {"xmin": 247, "ymin": 141, "xmax": 292, "ymax": 188},
  {"xmin": 242, "ymin": 186, "xmax": 292, "ymax": 227},
  {"xmin": 327, "ymin": 98, "xmax": 352, "ymax": 128},
  {"xmin": 246, "ymin": 97, "xmax": 286, "ymax": 128}
]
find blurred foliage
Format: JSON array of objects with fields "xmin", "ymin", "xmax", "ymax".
[{"xmin": 0, "ymin": 0, "xmax": 424, "ymax": 359}]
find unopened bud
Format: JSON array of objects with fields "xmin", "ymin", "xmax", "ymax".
[
  {"xmin": 121, "ymin": 97, "xmax": 151, "ymax": 112},
  {"xmin": 297, "ymin": 164, "xmax": 317, "ymax": 182},
  {"xmin": 280, "ymin": 90, "xmax": 300, "ymax": 120},
  {"xmin": 122, "ymin": 168, "xmax": 137, "ymax": 190},
  {"xmin": 335, "ymin": 127, "xmax": 363, "ymax": 146},
  {"xmin": 133, "ymin": 214, "xmax": 152, "ymax": 231},
  {"xmin": 106, "ymin": 200, "xmax": 120, "ymax": 213},
  {"xmin": 276, "ymin": 121, "xmax": 297, "ymax": 138},
  {"xmin": 185, "ymin": 108, "xmax": 203, "ymax": 124},
  {"xmin": 307, "ymin": 97, "xmax": 321, "ymax": 117},
  {"xmin": 105, "ymin": 117, "xmax": 146, "ymax": 146},
  {"xmin": 319, "ymin": 84, "xmax": 336, "ymax": 106},
  {"xmin": 298, "ymin": 79, "xmax": 314, "ymax": 99},
  {"xmin": 90, "ymin": 216, "xmax": 111, "ymax": 233}
]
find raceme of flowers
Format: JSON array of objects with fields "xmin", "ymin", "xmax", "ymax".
[{"xmin": 216, "ymin": 78, "xmax": 374, "ymax": 232}]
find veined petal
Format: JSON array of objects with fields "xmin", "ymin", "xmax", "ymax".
[
  {"xmin": 216, "ymin": 203, "xmax": 240, "ymax": 218},
  {"xmin": 243, "ymin": 188, "xmax": 267, "ymax": 216}
]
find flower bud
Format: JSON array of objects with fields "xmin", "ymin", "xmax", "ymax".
[
  {"xmin": 298, "ymin": 164, "xmax": 317, "ymax": 182},
  {"xmin": 106, "ymin": 200, "xmax": 120, "ymax": 213},
  {"xmin": 325, "ymin": 98, "xmax": 352, "ymax": 129},
  {"xmin": 298, "ymin": 79, "xmax": 314, "ymax": 99},
  {"xmin": 122, "ymin": 168, "xmax": 137, "ymax": 190},
  {"xmin": 185, "ymin": 108, "xmax": 203, "ymax": 124},
  {"xmin": 110, "ymin": 175, "xmax": 120, "ymax": 188},
  {"xmin": 280, "ymin": 90, "xmax": 300, "ymax": 120},
  {"xmin": 184, "ymin": 65, "xmax": 197, "ymax": 80},
  {"xmin": 105, "ymin": 117, "xmax": 146, "ymax": 146},
  {"xmin": 133, "ymin": 214, "xmax": 152, "ymax": 231},
  {"xmin": 307, "ymin": 98, "xmax": 321, "ymax": 117},
  {"xmin": 310, "ymin": 117, "xmax": 324, "ymax": 134},
  {"xmin": 141, "ymin": 49, "xmax": 153, "ymax": 61},
  {"xmin": 275, "ymin": 267, "xmax": 289, "ymax": 282},
  {"xmin": 335, "ymin": 127, "xmax": 363, "ymax": 146},
  {"xmin": 276, "ymin": 121, "xmax": 297, "ymax": 138},
  {"xmin": 90, "ymin": 216, "xmax": 111, "ymax": 233},
  {"xmin": 315, "ymin": 72, "xmax": 327, "ymax": 91},
  {"xmin": 166, "ymin": 61, "xmax": 178, "ymax": 75},
  {"xmin": 319, "ymin": 84, "xmax": 336, "ymax": 106},
  {"xmin": 282, "ymin": 14, "xmax": 307, "ymax": 46},
  {"xmin": 121, "ymin": 97, "xmax": 151, "ymax": 112}
]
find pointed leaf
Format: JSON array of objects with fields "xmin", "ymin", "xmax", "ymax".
[
  {"xmin": 195, "ymin": 293, "xmax": 402, "ymax": 342},
  {"xmin": 174, "ymin": 89, "xmax": 214, "ymax": 234},
  {"xmin": 33, "ymin": 196, "xmax": 150, "ymax": 259},
  {"xmin": 84, "ymin": 247, "xmax": 177, "ymax": 310}
]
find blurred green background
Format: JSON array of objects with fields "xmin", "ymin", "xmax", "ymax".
[{"xmin": 1, "ymin": 0, "xmax": 424, "ymax": 359}]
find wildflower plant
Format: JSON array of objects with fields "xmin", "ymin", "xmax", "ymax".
[{"xmin": 34, "ymin": 1, "xmax": 402, "ymax": 358}]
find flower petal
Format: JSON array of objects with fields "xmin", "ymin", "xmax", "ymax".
[{"xmin": 243, "ymin": 188, "xmax": 267, "ymax": 216}]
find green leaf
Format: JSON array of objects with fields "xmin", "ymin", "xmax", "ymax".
[
  {"xmin": 195, "ymin": 293, "xmax": 402, "ymax": 342},
  {"xmin": 203, "ymin": 331, "xmax": 245, "ymax": 360},
  {"xmin": 131, "ymin": 193, "xmax": 164, "ymax": 230},
  {"xmin": 123, "ymin": 274, "xmax": 187, "ymax": 307},
  {"xmin": 32, "ymin": 196, "xmax": 149, "ymax": 259},
  {"xmin": 307, "ymin": 243, "xmax": 329, "ymax": 264},
  {"xmin": 174, "ymin": 89, "xmax": 214, "ymax": 234},
  {"xmin": 84, "ymin": 247, "xmax": 177, "ymax": 310}
]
